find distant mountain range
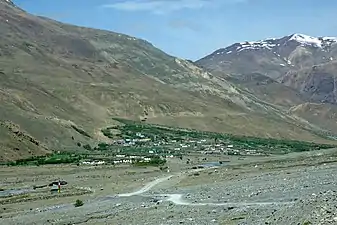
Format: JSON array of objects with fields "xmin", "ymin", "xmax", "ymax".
[
  {"xmin": 1, "ymin": 0, "xmax": 337, "ymax": 161},
  {"xmin": 196, "ymin": 33, "xmax": 337, "ymax": 105}
]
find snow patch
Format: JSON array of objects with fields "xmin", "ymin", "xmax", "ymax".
[
  {"xmin": 289, "ymin": 34, "xmax": 337, "ymax": 48},
  {"xmin": 322, "ymin": 37, "xmax": 337, "ymax": 41},
  {"xmin": 289, "ymin": 34, "xmax": 322, "ymax": 47},
  {"xmin": 236, "ymin": 40, "xmax": 276, "ymax": 52},
  {"xmin": 213, "ymin": 33, "xmax": 337, "ymax": 56}
]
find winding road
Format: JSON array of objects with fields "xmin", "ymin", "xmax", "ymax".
[{"xmin": 117, "ymin": 170, "xmax": 294, "ymax": 207}]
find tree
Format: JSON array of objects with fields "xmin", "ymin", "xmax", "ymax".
[{"xmin": 74, "ymin": 199, "xmax": 84, "ymax": 207}]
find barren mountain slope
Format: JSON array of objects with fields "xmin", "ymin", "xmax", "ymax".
[
  {"xmin": 289, "ymin": 102, "xmax": 337, "ymax": 137},
  {"xmin": 225, "ymin": 73, "xmax": 307, "ymax": 109},
  {"xmin": 281, "ymin": 61, "xmax": 337, "ymax": 104}
]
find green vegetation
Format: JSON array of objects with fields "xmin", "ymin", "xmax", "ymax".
[
  {"xmin": 7, "ymin": 152, "xmax": 84, "ymax": 166},
  {"xmin": 96, "ymin": 142, "xmax": 110, "ymax": 151},
  {"xmin": 74, "ymin": 199, "xmax": 84, "ymax": 207},
  {"xmin": 133, "ymin": 156, "xmax": 166, "ymax": 167},
  {"xmin": 6, "ymin": 118, "xmax": 336, "ymax": 167}
]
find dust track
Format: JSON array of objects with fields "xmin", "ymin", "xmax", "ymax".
[{"xmin": 118, "ymin": 175, "xmax": 173, "ymax": 197}]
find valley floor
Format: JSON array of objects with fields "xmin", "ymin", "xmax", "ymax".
[{"xmin": 1, "ymin": 150, "xmax": 337, "ymax": 225}]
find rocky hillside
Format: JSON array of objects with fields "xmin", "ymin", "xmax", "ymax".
[
  {"xmin": 0, "ymin": 0, "xmax": 335, "ymax": 161},
  {"xmin": 281, "ymin": 61, "xmax": 337, "ymax": 103},
  {"xmin": 289, "ymin": 102, "xmax": 337, "ymax": 136}
]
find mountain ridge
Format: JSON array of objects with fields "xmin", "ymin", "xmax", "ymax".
[{"xmin": 199, "ymin": 33, "xmax": 337, "ymax": 57}]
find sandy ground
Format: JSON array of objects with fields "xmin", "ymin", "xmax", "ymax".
[{"xmin": 1, "ymin": 151, "xmax": 337, "ymax": 225}]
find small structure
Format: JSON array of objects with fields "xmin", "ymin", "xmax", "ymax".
[
  {"xmin": 49, "ymin": 180, "xmax": 67, "ymax": 186},
  {"xmin": 51, "ymin": 185, "xmax": 59, "ymax": 193},
  {"xmin": 49, "ymin": 180, "xmax": 67, "ymax": 193}
]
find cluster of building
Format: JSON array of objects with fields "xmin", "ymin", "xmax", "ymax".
[
  {"xmin": 111, "ymin": 133, "xmax": 152, "ymax": 146},
  {"xmin": 99, "ymin": 130, "xmax": 266, "ymax": 165},
  {"xmin": 81, "ymin": 160, "xmax": 105, "ymax": 166},
  {"xmin": 80, "ymin": 153, "xmax": 160, "ymax": 166},
  {"xmin": 200, "ymin": 144, "xmax": 262, "ymax": 156},
  {"xmin": 112, "ymin": 154, "xmax": 152, "ymax": 164}
]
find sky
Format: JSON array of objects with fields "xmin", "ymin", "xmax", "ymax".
[{"xmin": 13, "ymin": 0, "xmax": 337, "ymax": 60}]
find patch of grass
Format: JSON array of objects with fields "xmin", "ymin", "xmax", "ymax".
[{"xmin": 97, "ymin": 142, "xmax": 109, "ymax": 151}]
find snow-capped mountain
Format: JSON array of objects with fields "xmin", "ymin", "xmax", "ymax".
[
  {"xmin": 196, "ymin": 34, "xmax": 337, "ymax": 80},
  {"xmin": 211, "ymin": 34, "xmax": 337, "ymax": 55},
  {"xmin": 231, "ymin": 34, "xmax": 337, "ymax": 53},
  {"xmin": 196, "ymin": 33, "xmax": 337, "ymax": 105},
  {"xmin": 289, "ymin": 34, "xmax": 337, "ymax": 48}
]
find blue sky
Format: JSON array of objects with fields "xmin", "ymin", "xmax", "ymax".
[{"xmin": 13, "ymin": 0, "xmax": 337, "ymax": 60}]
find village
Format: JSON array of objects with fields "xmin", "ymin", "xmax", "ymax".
[
  {"xmin": 6, "ymin": 120, "xmax": 328, "ymax": 168},
  {"xmin": 80, "ymin": 130, "xmax": 265, "ymax": 166}
]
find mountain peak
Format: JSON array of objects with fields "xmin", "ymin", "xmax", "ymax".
[
  {"xmin": 288, "ymin": 33, "xmax": 337, "ymax": 48},
  {"xmin": 203, "ymin": 33, "xmax": 337, "ymax": 57}
]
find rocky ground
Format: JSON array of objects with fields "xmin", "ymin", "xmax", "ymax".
[{"xmin": 1, "ymin": 150, "xmax": 337, "ymax": 225}]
